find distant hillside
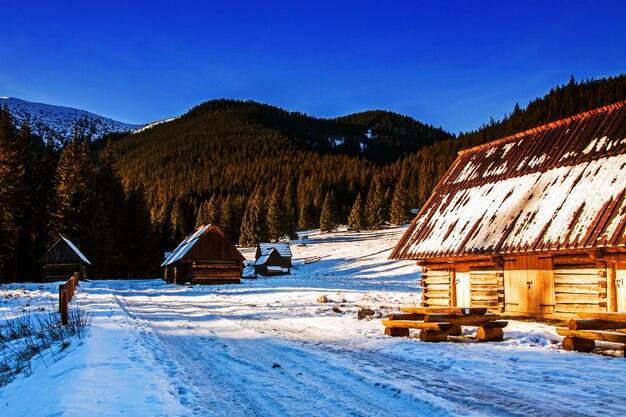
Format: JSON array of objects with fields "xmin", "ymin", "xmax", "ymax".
[{"xmin": 0, "ymin": 97, "xmax": 143, "ymax": 146}]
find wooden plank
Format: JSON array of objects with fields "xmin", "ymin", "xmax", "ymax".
[
  {"xmin": 471, "ymin": 301, "xmax": 503, "ymax": 308},
  {"xmin": 400, "ymin": 307, "xmax": 488, "ymax": 315},
  {"xmin": 471, "ymin": 285, "xmax": 503, "ymax": 292},
  {"xmin": 554, "ymin": 268, "xmax": 599, "ymax": 276},
  {"xmin": 381, "ymin": 320, "xmax": 452, "ymax": 331},
  {"xmin": 387, "ymin": 313, "xmax": 425, "ymax": 321},
  {"xmin": 470, "ymin": 276, "xmax": 502, "ymax": 285},
  {"xmin": 424, "ymin": 314, "xmax": 500, "ymax": 326},
  {"xmin": 423, "ymin": 283, "xmax": 451, "ymax": 291},
  {"xmin": 482, "ymin": 320, "xmax": 508, "ymax": 328},
  {"xmin": 423, "ymin": 290, "xmax": 451, "ymax": 298},
  {"xmin": 556, "ymin": 328, "xmax": 626, "ymax": 344},
  {"xmin": 554, "ymin": 275, "xmax": 599, "ymax": 285},
  {"xmin": 578, "ymin": 312, "xmax": 626, "ymax": 322},
  {"xmin": 422, "ymin": 277, "xmax": 451, "ymax": 285},
  {"xmin": 423, "ymin": 298, "xmax": 451, "ymax": 306},
  {"xmin": 568, "ymin": 319, "xmax": 626, "ymax": 331},
  {"xmin": 555, "ymin": 293, "xmax": 600, "ymax": 304},
  {"xmin": 556, "ymin": 304, "xmax": 602, "ymax": 314},
  {"xmin": 555, "ymin": 284, "xmax": 600, "ymax": 295}
]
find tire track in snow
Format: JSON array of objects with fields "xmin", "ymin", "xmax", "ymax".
[{"xmin": 116, "ymin": 291, "xmax": 446, "ymax": 417}]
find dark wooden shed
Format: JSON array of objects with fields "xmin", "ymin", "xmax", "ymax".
[
  {"xmin": 255, "ymin": 248, "xmax": 290, "ymax": 276},
  {"xmin": 40, "ymin": 237, "xmax": 91, "ymax": 282},
  {"xmin": 390, "ymin": 101, "xmax": 626, "ymax": 318},
  {"xmin": 162, "ymin": 224, "xmax": 245, "ymax": 285}
]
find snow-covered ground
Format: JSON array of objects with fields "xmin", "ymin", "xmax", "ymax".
[{"xmin": 1, "ymin": 226, "xmax": 626, "ymax": 416}]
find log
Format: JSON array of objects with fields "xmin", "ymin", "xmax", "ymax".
[
  {"xmin": 384, "ymin": 327, "xmax": 410, "ymax": 337},
  {"xmin": 400, "ymin": 307, "xmax": 488, "ymax": 315},
  {"xmin": 422, "ymin": 277, "xmax": 450, "ymax": 285},
  {"xmin": 562, "ymin": 336, "xmax": 595, "ymax": 352},
  {"xmin": 555, "ymin": 304, "xmax": 603, "ymax": 314},
  {"xmin": 387, "ymin": 313, "xmax": 425, "ymax": 321},
  {"xmin": 446, "ymin": 325, "xmax": 462, "ymax": 336},
  {"xmin": 554, "ymin": 274, "xmax": 599, "ymax": 285},
  {"xmin": 423, "ymin": 298, "xmax": 451, "ymax": 307},
  {"xmin": 554, "ymin": 284, "xmax": 600, "ymax": 295},
  {"xmin": 423, "ymin": 283, "xmax": 451, "ymax": 291},
  {"xmin": 381, "ymin": 320, "xmax": 451, "ymax": 331},
  {"xmin": 419, "ymin": 330, "xmax": 448, "ymax": 342},
  {"xmin": 482, "ymin": 320, "xmax": 509, "ymax": 328},
  {"xmin": 555, "ymin": 293, "xmax": 600, "ymax": 304},
  {"xmin": 477, "ymin": 327, "xmax": 503, "ymax": 342},
  {"xmin": 424, "ymin": 313, "xmax": 499, "ymax": 326},
  {"xmin": 423, "ymin": 290, "xmax": 451, "ymax": 298},
  {"xmin": 568, "ymin": 319, "xmax": 626, "ymax": 331},
  {"xmin": 577, "ymin": 312, "xmax": 626, "ymax": 323},
  {"xmin": 556, "ymin": 329, "xmax": 626, "ymax": 344}
]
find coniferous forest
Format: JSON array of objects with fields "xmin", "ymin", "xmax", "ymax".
[{"xmin": 0, "ymin": 75, "xmax": 624, "ymax": 281}]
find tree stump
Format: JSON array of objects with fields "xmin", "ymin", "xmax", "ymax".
[
  {"xmin": 419, "ymin": 330, "xmax": 448, "ymax": 342},
  {"xmin": 562, "ymin": 336, "xmax": 595, "ymax": 352},
  {"xmin": 384, "ymin": 327, "xmax": 410, "ymax": 337},
  {"xmin": 477, "ymin": 327, "xmax": 503, "ymax": 342}
]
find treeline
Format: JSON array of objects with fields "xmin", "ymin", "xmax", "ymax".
[
  {"xmin": 0, "ymin": 106, "xmax": 157, "ymax": 281},
  {"xmin": 1, "ymin": 75, "xmax": 623, "ymax": 280}
]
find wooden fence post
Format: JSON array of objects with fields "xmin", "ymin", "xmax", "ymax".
[
  {"xmin": 59, "ymin": 284, "xmax": 65, "ymax": 313},
  {"xmin": 60, "ymin": 289, "xmax": 69, "ymax": 325}
]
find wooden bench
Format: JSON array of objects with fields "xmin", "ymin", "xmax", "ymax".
[
  {"xmin": 556, "ymin": 312, "xmax": 626, "ymax": 356},
  {"xmin": 382, "ymin": 307, "xmax": 508, "ymax": 342}
]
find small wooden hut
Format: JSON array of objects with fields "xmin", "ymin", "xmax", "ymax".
[
  {"xmin": 40, "ymin": 237, "xmax": 91, "ymax": 282},
  {"xmin": 254, "ymin": 243, "xmax": 292, "ymax": 276},
  {"xmin": 162, "ymin": 224, "xmax": 245, "ymax": 285},
  {"xmin": 390, "ymin": 101, "xmax": 626, "ymax": 318}
]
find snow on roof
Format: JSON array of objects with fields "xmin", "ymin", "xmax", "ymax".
[
  {"xmin": 258, "ymin": 242, "xmax": 292, "ymax": 257},
  {"xmin": 391, "ymin": 101, "xmax": 626, "ymax": 260},
  {"xmin": 61, "ymin": 236, "xmax": 91, "ymax": 265},
  {"xmin": 161, "ymin": 225, "xmax": 210, "ymax": 267},
  {"xmin": 255, "ymin": 253, "xmax": 272, "ymax": 265}
]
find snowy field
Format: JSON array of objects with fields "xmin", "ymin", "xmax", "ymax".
[{"xmin": 1, "ymin": 226, "xmax": 626, "ymax": 416}]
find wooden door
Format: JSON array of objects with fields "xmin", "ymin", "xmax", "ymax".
[
  {"xmin": 454, "ymin": 268, "xmax": 471, "ymax": 307},
  {"xmin": 617, "ymin": 263, "xmax": 626, "ymax": 312},
  {"xmin": 504, "ymin": 255, "xmax": 555, "ymax": 313}
]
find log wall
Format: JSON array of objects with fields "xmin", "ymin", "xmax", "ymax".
[
  {"xmin": 421, "ymin": 268, "xmax": 451, "ymax": 307},
  {"xmin": 554, "ymin": 264, "xmax": 606, "ymax": 314},
  {"xmin": 469, "ymin": 268, "xmax": 504, "ymax": 312}
]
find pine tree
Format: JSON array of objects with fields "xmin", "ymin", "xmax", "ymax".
[
  {"xmin": 267, "ymin": 186, "xmax": 285, "ymax": 241},
  {"xmin": 390, "ymin": 177, "xmax": 412, "ymax": 225},
  {"xmin": 298, "ymin": 200, "xmax": 316, "ymax": 230},
  {"xmin": 220, "ymin": 195, "xmax": 237, "ymax": 242},
  {"xmin": 195, "ymin": 200, "xmax": 209, "ymax": 229},
  {"xmin": 364, "ymin": 176, "xmax": 386, "ymax": 229},
  {"xmin": 0, "ymin": 109, "xmax": 23, "ymax": 279},
  {"xmin": 239, "ymin": 192, "xmax": 267, "ymax": 246},
  {"xmin": 319, "ymin": 191, "xmax": 338, "ymax": 232},
  {"xmin": 347, "ymin": 193, "xmax": 364, "ymax": 232}
]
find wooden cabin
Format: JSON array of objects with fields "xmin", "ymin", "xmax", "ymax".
[
  {"xmin": 254, "ymin": 242, "xmax": 292, "ymax": 276},
  {"xmin": 40, "ymin": 237, "xmax": 91, "ymax": 282},
  {"xmin": 390, "ymin": 101, "xmax": 626, "ymax": 318},
  {"xmin": 162, "ymin": 224, "xmax": 245, "ymax": 285}
]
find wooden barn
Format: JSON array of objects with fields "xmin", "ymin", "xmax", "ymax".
[
  {"xmin": 40, "ymin": 237, "xmax": 91, "ymax": 282},
  {"xmin": 390, "ymin": 101, "xmax": 626, "ymax": 318},
  {"xmin": 254, "ymin": 242, "xmax": 292, "ymax": 276},
  {"xmin": 162, "ymin": 224, "xmax": 245, "ymax": 285}
]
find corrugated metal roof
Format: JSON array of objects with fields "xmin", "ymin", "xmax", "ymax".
[
  {"xmin": 258, "ymin": 242, "xmax": 292, "ymax": 257},
  {"xmin": 391, "ymin": 101, "xmax": 626, "ymax": 260}
]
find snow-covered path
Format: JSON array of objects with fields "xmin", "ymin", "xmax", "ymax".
[{"xmin": 2, "ymin": 226, "xmax": 626, "ymax": 416}]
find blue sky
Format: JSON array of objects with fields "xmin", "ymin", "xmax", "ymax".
[{"xmin": 1, "ymin": 1, "xmax": 625, "ymax": 132}]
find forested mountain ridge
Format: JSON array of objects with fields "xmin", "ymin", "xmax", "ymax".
[{"xmin": 1, "ymin": 75, "xmax": 624, "ymax": 281}]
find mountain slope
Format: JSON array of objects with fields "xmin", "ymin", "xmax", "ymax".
[{"xmin": 0, "ymin": 97, "xmax": 143, "ymax": 145}]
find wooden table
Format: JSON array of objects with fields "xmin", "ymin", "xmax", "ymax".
[{"xmin": 382, "ymin": 307, "xmax": 507, "ymax": 342}]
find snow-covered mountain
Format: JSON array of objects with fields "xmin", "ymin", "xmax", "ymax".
[{"xmin": 0, "ymin": 97, "xmax": 144, "ymax": 145}]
